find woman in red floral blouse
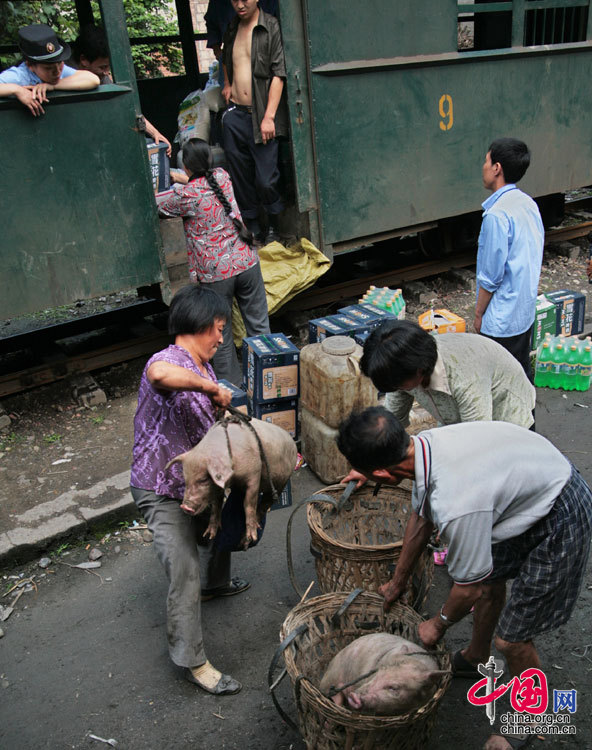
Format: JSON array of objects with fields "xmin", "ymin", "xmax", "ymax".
[{"xmin": 157, "ymin": 139, "xmax": 270, "ymax": 385}]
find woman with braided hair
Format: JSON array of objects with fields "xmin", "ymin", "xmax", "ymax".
[{"xmin": 157, "ymin": 138, "xmax": 270, "ymax": 384}]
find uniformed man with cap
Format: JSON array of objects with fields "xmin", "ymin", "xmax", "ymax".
[{"xmin": 0, "ymin": 24, "xmax": 99, "ymax": 116}]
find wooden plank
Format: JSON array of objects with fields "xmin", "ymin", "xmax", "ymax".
[{"xmin": 0, "ymin": 332, "xmax": 171, "ymax": 398}]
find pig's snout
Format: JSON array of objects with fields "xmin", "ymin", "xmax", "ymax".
[
  {"xmin": 180, "ymin": 502, "xmax": 198, "ymax": 515},
  {"xmin": 346, "ymin": 692, "xmax": 363, "ymax": 711}
]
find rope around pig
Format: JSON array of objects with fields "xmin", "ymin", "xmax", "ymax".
[
  {"xmin": 216, "ymin": 404, "xmax": 279, "ymax": 504},
  {"xmin": 324, "ymin": 651, "xmax": 451, "ymax": 698}
]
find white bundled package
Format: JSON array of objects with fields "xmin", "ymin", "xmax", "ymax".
[{"xmin": 176, "ymin": 88, "xmax": 210, "ymax": 145}]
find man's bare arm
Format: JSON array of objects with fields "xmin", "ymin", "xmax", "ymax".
[
  {"xmin": 474, "ymin": 287, "xmax": 493, "ymax": 333},
  {"xmin": 260, "ymin": 76, "xmax": 284, "ymax": 144},
  {"xmin": 379, "ymin": 511, "xmax": 434, "ymax": 610}
]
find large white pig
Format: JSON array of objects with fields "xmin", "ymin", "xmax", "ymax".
[{"xmin": 319, "ymin": 633, "xmax": 445, "ymax": 715}]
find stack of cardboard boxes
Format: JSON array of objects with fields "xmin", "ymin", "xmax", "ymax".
[{"xmin": 242, "ymin": 333, "xmax": 300, "ymax": 509}]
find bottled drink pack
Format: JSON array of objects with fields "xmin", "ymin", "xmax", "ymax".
[{"xmin": 535, "ymin": 333, "xmax": 592, "ymax": 391}]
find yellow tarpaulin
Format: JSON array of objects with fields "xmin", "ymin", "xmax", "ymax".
[{"xmin": 232, "ymin": 237, "xmax": 330, "ymax": 346}]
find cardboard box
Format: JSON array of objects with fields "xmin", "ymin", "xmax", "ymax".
[
  {"xmin": 217, "ymin": 379, "xmax": 248, "ymax": 414},
  {"xmin": 308, "ymin": 316, "xmax": 345, "ymax": 344},
  {"xmin": 242, "ymin": 333, "xmax": 299, "ymax": 402},
  {"xmin": 308, "ymin": 314, "xmax": 372, "ymax": 344},
  {"xmin": 354, "ymin": 330, "xmax": 370, "ymax": 347},
  {"xmin": 418, "ymin": 309, "xmax": 466, "ymax": 334},
  {"xmin": 337, "ymin": 304, "xmax": 387, "ymax": 326},
  {"xmin": 147, "ymin": 140, "xmax": 170, "ymax": 194},
  {"xmin": 531, "ymin": 295, "xmax": 557, "ymax": 349},
  {"xmin": 250, "ymin": 397, "xmax": 299, "ymax": 439},
  {"xmin": 357, "ymin": 303, "xmax": 398, "ymax": 321},
  {"xmin": 545, "ymin": 289, "xmax": 586, "ymax": 337},
  {"xmin": 269, "ymin": 479, "xmax": 292, "ymax": 511}
]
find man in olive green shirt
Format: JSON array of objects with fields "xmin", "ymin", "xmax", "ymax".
[{"xmin": 362, "ymin": 321, "xmax": 535, "ymax": 430}]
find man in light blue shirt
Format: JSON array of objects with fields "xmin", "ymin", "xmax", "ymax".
[
  {"xmin": 0, "ymin": 24, "xmax": 99, "ymax": 116},
  {"xmin": 475, "ymin": 138, "xmax": 544, "ymax": 381}
]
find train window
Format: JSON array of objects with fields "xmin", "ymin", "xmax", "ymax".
[
  {"xmin": 458, "ymin": 1, "xmax": 512, "ymax": 51},
  {"xmin": 524, "ymin": 5, "xmax": 589, "ymax": 45},
  {"xmin": 123, "ymin": 0, "xmax": 184, "ymax": 80},
  {"xmin": 458, "ymin": 0, "xmax": 590, "ymax": 52}
]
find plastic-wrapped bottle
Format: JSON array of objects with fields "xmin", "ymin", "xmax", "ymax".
[
  {"xmin": 565, "ymin": 341, "xmax": 580, "ymax": 391},
  {"xmin": 534, "ymin": 341, "xmax": 551, "ymax": 387},
  {"xmin": 393, "ymin": 290, "xmax": 403, "ymax": 317},
  {"xmin": 577, "ymin": 340, "xmax": 592, "ymax": 391},
  {"xmin": 549, "ymin": 339, "xmax": 565, "ymax": 389}
]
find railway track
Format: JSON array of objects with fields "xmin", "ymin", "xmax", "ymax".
[{"xmin": 1, "ymin": 216, "xmax": 590, "ymax": 399}]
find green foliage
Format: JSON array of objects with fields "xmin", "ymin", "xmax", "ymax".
[
  {"xmin": 0, "ymin": 432, "xmax": 21, "ymax": 452},
  {"xmin": 123, "ymin": 0, "xmax": 184, "ymax": 79},
  {"xmin": 0, "ymin": 0, "xmax": 184, "ymax": 79},
  {"xmin": 43, "ymin": 432, "xmax": 62, "ymax": 443}
]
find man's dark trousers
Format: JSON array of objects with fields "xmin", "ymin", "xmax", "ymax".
[
  {"xmin": 222, "ymin": 104, "xmax": 283, "ymax": 220},
  {"xmin": 482, "ymin": 324, "xmax": 534, "ymax": 383}
]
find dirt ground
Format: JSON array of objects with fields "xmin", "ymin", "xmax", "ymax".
[{"xmin": 1, "ymin": 244, "xmax": 592, "ymax": 749}]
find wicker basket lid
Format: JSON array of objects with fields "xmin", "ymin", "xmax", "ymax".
[{"xmin": 320, "ymin": 335, "xmax": 356, "ymax": 356}]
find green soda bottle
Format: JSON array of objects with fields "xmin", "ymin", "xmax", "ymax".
[
  {"xmin": 392, "ymin": 291, "xmax": 402, "ymax": 317},
  {"xmin": 549, "ymin": 338, "xmax": 564, "ymax": 389},
  {"xmin": 565, "ymin": 341, "xmax": 580, "ymax": 391},
  {"xmin": 534, "ymin": 341, "xmax": 551, "ymax": 387},
  {"xmin": 577, "ymin": 339, "xmax": 592, "ymax": 391}
]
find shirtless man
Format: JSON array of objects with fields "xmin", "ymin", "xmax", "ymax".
[{"xmin": 221, "ymin": 0, "xmax": 288, "ymax": 244}]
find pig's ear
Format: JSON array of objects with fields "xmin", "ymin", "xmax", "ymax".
[
  {"xmin": 207, "ymin": 452, "xmax": 233, "ymax": 489},
  {"xmin": 165, "ymin": 453, "xmax": 186, "ymax": 471}
]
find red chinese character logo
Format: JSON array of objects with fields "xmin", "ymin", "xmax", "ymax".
[{"xmin": 467, "ymin": 667, "xmax": 548, "ymax": 715}]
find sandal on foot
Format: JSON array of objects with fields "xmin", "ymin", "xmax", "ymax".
[
  {"xmin": 185, "ymin": 661, "xmax": 242, "ymax": 695},
  {"xmin": 201, "ymin": 577, "xmax": 250, "ymax": 602},
  {"xmin": 452, "ymin": 649, "xmax": 482, "ymax": 679}
]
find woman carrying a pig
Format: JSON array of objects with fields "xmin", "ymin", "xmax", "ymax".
[
  {"xmin": 157, "ymin": 138, "xmax": 270, "ymax": 386},
  {"xmin": 130, "ymin": 284, "xmax": 249, "ymax": 695}
]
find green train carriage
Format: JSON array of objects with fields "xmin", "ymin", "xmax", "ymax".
[{"xmin": 1, "ymin": 0, "xmax": 591, "ymax": 320}]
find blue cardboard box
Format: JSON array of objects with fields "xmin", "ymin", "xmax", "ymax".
[
  {"xmin": 242, "ymin": 333, "xmax": 300, "ymax": 402},
  {"xmin": 217, "ymin": 379, "xmax": 248, "ymax": 414},
  {"xmin": 269, "ymin": 479, "xmax": 292, "ymax": 511},
  {"xmin": 147, "ymin": 140, "xmax": 170, "ymax": 194},
  {"xmin": 357, "ymin": 303, "xmax": 398, "ymax": 321},
  {"xmin": 354, "ymin": 330, "xmax": 370, "ymax": 347},
  {"xmin": 249, "ymin": 397, "xmax": 299, "ymax": 439},
  {"xmin": 338, "ymin": 304, "xmax": 388, "ymax": 327},
  {"xmin": 308, "ymin": 314, "xmax": 370, "ymax": 344},
  {"xmin": 545, "ymin": 289, "xmax": 586, "ymax": 337},
  {"xmin": 308, "ymin": 316, "xmax": 346, "ymax": 343}
]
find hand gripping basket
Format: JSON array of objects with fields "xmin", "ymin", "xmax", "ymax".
[
  {"xmin": 287, "ymin": 481, "xmax": 433, "ymax": 609},
  {"xmin": 269, "ymin": 590, "xmax": 451, "ymax": 750}
]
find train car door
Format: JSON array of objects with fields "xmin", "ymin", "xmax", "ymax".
[{"xmin": 0, "ymin": 0, "xmax": 166, "ymax": 319}]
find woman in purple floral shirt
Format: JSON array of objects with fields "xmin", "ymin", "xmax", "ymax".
[
  {"xmin": 130, "ymin": 284, "xmax": 249, "ymax": 696},
  {"xmin": 157, "ymin": 138, "xmax": 269, "ymax": 385}
]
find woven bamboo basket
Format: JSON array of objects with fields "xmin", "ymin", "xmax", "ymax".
[
  {"xmin": 306, "ymin": 483, "xmax": 433, "ymax": 609},
  {"xmin": 272, "ymin": 590, "xmax": 451, "ymax": 750}
]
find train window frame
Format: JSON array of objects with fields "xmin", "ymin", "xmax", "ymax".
[
  {"xmin": 457, "ymin": 0, "xmax": 591, "ymax": 52},
  {"xmin": 0, "ymin": 0, "xmax": 209, "ymax": 83}
]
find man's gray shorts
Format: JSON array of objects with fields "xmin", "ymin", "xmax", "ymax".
[{"xmin": 488, "ymin": 465, "xmax": 592, "ymax": 642}]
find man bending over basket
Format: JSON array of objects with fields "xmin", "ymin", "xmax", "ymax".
[{"xmin": 337, "ymin": 407, "xmax": 592, "ymax": 750}]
